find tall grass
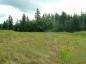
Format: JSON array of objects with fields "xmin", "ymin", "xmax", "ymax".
[{"xmin": 0, "ymin": 30, "xmax": 86, "ymax": 64}]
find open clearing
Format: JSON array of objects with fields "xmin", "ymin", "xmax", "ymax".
[{"xmin": 0, "ymin": 30, "xmax": 86, "ymax": 64}]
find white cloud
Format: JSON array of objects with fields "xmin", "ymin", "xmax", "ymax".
[
  {"xmin": 0, "ymin": 5, "xmax": 24, "ymax": 23},
  {"xmin": 41, "ymin": 0, "xmax": 86, "ymax": 15},
  {"xmin": 0, "ymin": 5, "xmax": 36, "ymax": 23},
  {"xmin": 0, "ymin": 0, "xmax": 86, "ymax": 23}
]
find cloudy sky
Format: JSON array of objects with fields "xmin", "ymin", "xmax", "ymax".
[{"xmin": 0, "ymin": 0, "xmax": 86, "ymax": 23}]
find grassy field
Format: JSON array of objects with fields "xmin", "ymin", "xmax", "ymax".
[{"xmin": 0, "ymin": 30, "xmax": 86, "ymax": 64}]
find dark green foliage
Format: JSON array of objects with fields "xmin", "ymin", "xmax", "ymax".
[
  {"xmin": 1, "ymin": 8, "xmax": 86, "ymax": 32},
  {"xmin": 13, "ymin": 20, "xmax": 20, "ymax": 31},
  {"xmin": 14, "ymin": 14, "xmax": 30, "ymax": 32},
  {"xmin": 8, "ymin": 15, "xmax": 13, "ymax": 29},
  {"xmin": 35, "ymin": 8, "xmax": 41, "ymax": 21},
  {"xmin": 19, "ymin": 14, "xmax": 28, "ymax": 31},
  {"xmin": 2, "ymin": 21, "xmax": 8, "ymax": 29},
  {"xmin": 2, "ymin": 15, "xmax": 13, "ymax": 30}
]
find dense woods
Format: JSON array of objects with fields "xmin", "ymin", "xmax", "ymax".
[{"xmin": 1, "ymin": 8, "xmax": 86, "ymax": 32}]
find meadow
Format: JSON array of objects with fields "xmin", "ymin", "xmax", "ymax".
[{"xmin": 0, "ymin": 30, "xmax": 86, "ymax": 64}]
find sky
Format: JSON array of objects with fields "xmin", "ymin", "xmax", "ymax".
[{"xmin": 0, "ymin": 0, "xmax": 86, "ymax": 23}]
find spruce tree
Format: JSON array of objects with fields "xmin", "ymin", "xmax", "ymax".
[{"xmin": 35, "ymin": 8, "xmax": 41, "ymax": 21}]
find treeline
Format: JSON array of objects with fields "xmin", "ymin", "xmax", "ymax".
[{"xmin": 0, "ymin": 8, "xmax": 86, "ymax": 32}]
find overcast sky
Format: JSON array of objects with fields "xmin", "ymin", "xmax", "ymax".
[{"xmin": 0, "ymin": 0, "xmax": 86, "ymax": 23}]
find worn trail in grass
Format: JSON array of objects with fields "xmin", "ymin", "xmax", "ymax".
[{"xmin": 0, "ymin": 30, "xmax": 86, "ymax": 64}]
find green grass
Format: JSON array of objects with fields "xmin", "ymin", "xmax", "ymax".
[{"xmin": 0, "ymin": 30, "xmax": 86, "ymax": 64}]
